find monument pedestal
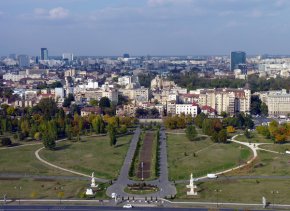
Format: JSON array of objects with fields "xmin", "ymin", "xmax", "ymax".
[
  {"xmin": 85, "ymin": 188, "xmax": 94, "ymax": 196},
  {"xmin": 186, "ymin": 173, "xmax": 198, "ymax": 196},
  {"xmin": 187, "ymin": 187, "xmax": 198, "ymax": 196}
]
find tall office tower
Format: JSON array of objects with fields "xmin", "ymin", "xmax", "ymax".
[
  {"xmin": 35, "ymin": 56, "xmax": 39, "ymax": 64},
  {"xmin": 40, "ymin": 48, "xmax": 48, "ymax": 60},
  {"xmin": 123, "ymin": 53, "xmax": 130, "ymax": 59},
  {"xmin": 18, "ymin": 55, "xmax": 30, "ymax": 67},
  {"xmin": 230, "ymin": 51, "xmax": 246, "ymax": 71},
  {"xmin": 9, "ymin": 54, "xmax": 17, "ymax": 60},
  {"xmin": 62, "ymin": 53, "xmax": 74, "ymax": 62}
]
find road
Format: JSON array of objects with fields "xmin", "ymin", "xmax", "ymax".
[
  {"xmin": 0, "ymin": 173, "xmax": 89, "ymax": 181},
  {"xmin": 175, "ymin": 175, "xmax": 290, "ymax": 184},
  {"xmin": 0, "ymin": 205, "xmax": 278, "ymax": 211},
  {"xmin": 106, "ymin": 126, "xmax": 176, "ymax": 198}
]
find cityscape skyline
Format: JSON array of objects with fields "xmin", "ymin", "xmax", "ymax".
[{"xmin": 1, "ymin": 0, "xmax": 290, "ymax": 56}]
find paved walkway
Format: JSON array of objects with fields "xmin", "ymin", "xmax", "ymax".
[
  {"xmin": 106, "ymin": 126, "xmax": 176, "ymax": 198},
  {"xmin": 191, "ymin": 134, "xmax": 258, "ymax": 181}
]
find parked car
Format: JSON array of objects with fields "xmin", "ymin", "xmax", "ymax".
[
  {"xmin": 207, "ymin": 174, "xmax": 218, "ymax": 179},
  {"xmin": 123, "ymin": 204, "xmax": 133, "ymax": 209}
]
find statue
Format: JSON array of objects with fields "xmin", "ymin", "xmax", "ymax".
[
  {"xmin": 91, "ymin": 172, "xmax": 98, "ymax": 188},
  {"xmin": 186, "ymin": 173, "xmax": 197, "ymax": 196}
]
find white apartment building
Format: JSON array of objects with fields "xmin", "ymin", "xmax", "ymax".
[
  {"xmin": 3, "ymin": 73, "xmax": 26, "ymax": 82},
  {"xmin": 175, "ymin": 103, "xmax": 198, "ymax": 117},
  {"xmin": 198, "ymin": 88, "xmax": 251, "ymax": 115},
  {"xmin": 118, "ymin": 76, "xmax": 132, "ymax": 86},
  {"xmin": 55, "ymin": 87, "xmax": 65, "ymax": 99},
  {"xmin": 102, "ymin": 89, "xmax": 118, "ymax": 104},
  {"xmin": 258, "ymin": 89, "xmax": 290, "ymax": 116},
  {"xmin": 134, "ymin": 87, "xmax": 149, "ymax": 103}
]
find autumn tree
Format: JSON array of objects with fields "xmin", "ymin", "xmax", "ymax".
[
  {"xmin": 226, "ymin": 126, "xmax": 235, "ymax": 133},
  {"xmin": 186, "ymin": 125, "xmax": 198, "ymax": 141},
  {"xmin": 107, "ymin": 124, "xmax": 117, "ymax": 146}
]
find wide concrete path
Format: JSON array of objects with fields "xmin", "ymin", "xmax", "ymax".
[{"xmin": 106, "ymin": 126, "xmax": 176, "ymax": 198}]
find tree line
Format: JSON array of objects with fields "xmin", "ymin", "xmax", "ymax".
[
  {"xmin": 169, "ymin": 72, "xmax": 290, "ymax": 93},
  {"xmin": 164, "ymin": 112, "xmax": 254, "ymax": 143},
  {"xmin": 256, "ymin": 121, "xmax": 290, "ymax": 143},
  {"xmin": 0, "ymin": 98, "xmax": 137, "ymax": 149}
]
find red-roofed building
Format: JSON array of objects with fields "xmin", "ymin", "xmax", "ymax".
[{"xmin": 201, "ymin": 105, "xmax": 216, "ymax": 116}]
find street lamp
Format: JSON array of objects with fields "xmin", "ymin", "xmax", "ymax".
[
  {"xmin": 2, "ymin": 194, "xmax": 6, "ymax": 206},
  {"xmin": 141, "ymin": 162, "xmax": 144, "ymax": 181},
  {"xmin": 58, "ymin": 186, "xmax": 64, "ymax": 205},
  {"xmin": 14, "ymin": 186, "xmax": 22, "ymax": 205},
  {"xmin": 271, "ymin": 190, "xmax": 279, "ymax": 208},
  {"xmin": 214, "ymin": 189, "xmax": 222, "ymax": 208}
]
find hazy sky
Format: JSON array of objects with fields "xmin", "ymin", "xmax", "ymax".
[{"xmin": 0, "ymin": 0, "xmax": 290, "ymax": 56}]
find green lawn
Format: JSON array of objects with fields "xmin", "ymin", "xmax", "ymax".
[
  {"xmin": 259, "ymin": 144, "xmax": 290, "ymax": 153},
  {"xmin": 167, "ymin": 134, "xmax": 252, "ymax": 180},
  {"xmin": 235, "ymin": 132, "xmax": 273, "ymax": 143},
  {"xmin": 0, "ymin": 145, "xmax": 68, "ymax": 176},
  {"xmin": 0, "ymin": 132, "xmax": 41, "ymax": 147},
  {"xmin": 228, "ymin": 150, "xmax": 290, "ymax": 176},
  {"xmin": 175, "ymin": 179, "xmax": 290, "ymax": 203},
  {"xmin": 0, "ymin": 179, "xmax": 88, "ymax": 199},
  {"xmin": 40, "ymin": 135, "xmax": 132, "ymax": 179}
]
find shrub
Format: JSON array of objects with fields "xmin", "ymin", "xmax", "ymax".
[{"xmin": 1, "ymin": 137, "xmax": 12, "ymax": 146}]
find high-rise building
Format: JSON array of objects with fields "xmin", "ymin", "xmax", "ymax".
[
  {"xmin": 123, "ymin": 53, "xmax": 130, "ymax": 59},
  {"xmin": 40, "ymin": 48, "xmax": 48, "ymax": 60},
  {"xmin": 18, "ymin": 55, "xmax": 30, "ymax": 68},
  {"xmin": 62, "ymin": 53, "xmax": 74, "ymax": 62},
  {"xmin": 230, "ymin": 51, "xmax": 246, "ymax": 71},
  {"xmin": 35, "ymin": 56, "xmax": 39, "ymax": 64},
  {"xmin": 9, "ymin": 54, "xmax": 17, "ymax": 60}
]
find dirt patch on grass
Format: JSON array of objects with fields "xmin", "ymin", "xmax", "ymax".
[{"xmin": 137, "ymin": 132, "xmax": 154, "ymax": 179}]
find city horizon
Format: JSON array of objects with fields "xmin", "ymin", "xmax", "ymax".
[{"xmin": 1, "ymin": 0, "xmax": 290, "ymax": 56}]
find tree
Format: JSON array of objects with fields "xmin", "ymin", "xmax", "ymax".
[
  {"xmin": 261, "ymin": 102, "xmax": 268, "ymax": 116},
  {"xmin": 194, "ymin": 113, "xmax": 206, "ymax": 128},
  {"xmin": 244, "ymin": 129, "xmax": 252, "ymax": 139},
  {"xmin": 226, "ymin": 126, "xmax": 236, "ymax": 133},
  {"xmin": 65, "ymin": 124, "xmax": 73, "ymax": 140},
  {"xmin": 6, "ymin": 106, "xmax": 15, "ymax": 116},
  {"xmin": 202, "ymin": 119, "xmax": 215, "ymax": 136},
  {"xmin": 63, "ymin": 93, "xmax": 74, "ymax": 107},
  {"xmin": 220, "ymin": 111, "xmax": 228, "ymax": 118},
  {"xmin": 34, "ymin": 132, "xmax": 41, "ymax": 141},
  {"xmin": 211, "ymin": 132, "xmax": 219, "ymax": 143},
  {"xmin": 135, "ymin": 108, "xmax": 149, "ymax": 118},
  {"xmin": 250, "ymin": 95, "xmax": 261, "ymax": 115},
  {"xmin": 42, "ymin": 121, "xmax": 57, "ymax": 150},
  {"xmin": 99, "ymin": 97, "xmax": 111, "ymax": 109},
  {"xmin": 1, "ymin": 137, "xmax": 12, "ymax": 146},
  {"xmin": 42, "ymin": 131, "xmax": 56, "ymax": 150},
  {"xmin": 150, "ymin": 108, "xmax": 160, "ymax": 118},
  {"xmin": 185, "ymin": 125, "xmax": 197, "ymax": 141},
  {"xmin": 218, "ymin": 129, "xmax": 228, "ymax": 143},
  {"xmin": 32, "ymin": 98, "xmax": 58, "ymax": 120},
  {"xmin": 89, "ymin": 99, "xmax": 99, "ymax": 107},
  {"xmin": 107, "ymin": 124, "xmax": 117, "ymax": 146}
]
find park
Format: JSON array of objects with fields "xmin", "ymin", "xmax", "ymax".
[{"xmin": 1, "ymin": 118, "xmax": 290, "ymax": 207}]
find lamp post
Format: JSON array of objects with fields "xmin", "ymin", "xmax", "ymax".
[
  {"xmin": 214, "ymin": 189, "xmax": 222, "ymax": 208},
  {"xmin": 58, "ymin": 186, "xmax": 64, "ymax": 205},
  {"xmin": 271, "ymin": 190, "xmax": 279, "ymax": 209},
  {"xmin": 14, "ymin": 186, "xmax": 22, "ymax": 205},
  {"xmin": 3, "ymin": 194, "xmax": 6, "ymax": 206},
  {"xmin": 141, "ymin": 162, "xmax": 144, "ymax": 181}
]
